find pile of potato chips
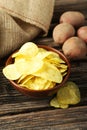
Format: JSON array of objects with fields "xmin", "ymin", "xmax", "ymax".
[{"xmin": 3, "ymin": 42, "xmax": 68, "ymax": 90}]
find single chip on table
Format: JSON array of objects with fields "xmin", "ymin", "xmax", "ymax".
[
  {"xmin": 57, "ymin": 81, "xmax": 81, "ymax": 105},
  {"xmin": 50, "ymin": 97, "xmax": 69, "ymax": 109},
  {"xmin": 50, "ymin": 81, "xmax": 81, "ymax": 109}
]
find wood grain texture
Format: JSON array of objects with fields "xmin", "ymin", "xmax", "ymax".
[
  {"xmin": 0, "ymin": 106, "xmax": 87, "ymax": 130},
  {"xmin": 0, "ymin": 0, "xmax": 87, "ymax": 129}
]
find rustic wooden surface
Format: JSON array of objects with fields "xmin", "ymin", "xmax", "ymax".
[{"xmin": 0, "ymin": 0, "xmax": 87, "ymax": 129}]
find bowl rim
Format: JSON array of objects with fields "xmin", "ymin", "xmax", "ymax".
[{"xmin": 5, "ymin": 45, "xmax": 71, "ymax": 93}]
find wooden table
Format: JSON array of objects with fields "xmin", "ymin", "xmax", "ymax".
[{"xmin": 0, "ymin": 0, "xmax": 87, "ymax": 129}]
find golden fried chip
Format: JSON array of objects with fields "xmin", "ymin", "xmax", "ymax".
[
  {"xmin": 14, "ymin": 58, "xmax": 29, "ymax": 75},
  {"xmin": 19, "ymin": 77, "xmax": 35, "ymax": 89},
  {"xmin": 44, "ymin": 81, "xmax": 56, "ymax": 89},
  {"xmin": 50, "ymin": 97, "xmax": 60, "ymax": 108},
  {"xmin": 14, "ymin": 58, "xmax": 43, "ymax": 75},
  {"xmin": 31, "ymin": 77, "xmax": 52, "ymax": 90},
  {"xmin": 35, "ymin": 50, "xmax": 53, "ymax": 60},
  {"xmin": 58, "ymin": 104, "xmax": 69, "ymax": 109},
  {"xmin": 57, "ymin": 81, "xmax": 81, "ymax": 105},
  {"xmin": 45, "ymin": 51, "xmax": 65, "ymax": 63},
  {"xmin": 50, "ymin": 81, "xmax": 80, "ymax": 109},
  {"xmin": 50, "ymin": 97, "xmax": 69, "ymax": 109},
  {"xmin": 17, "ymin": 74, "xmax": 27, "ymax": 83},
  {"xmin": 33, "ymin": 62, "xmax": 63, "ymax": 83},
  {"xmin": 38, "ymin": 48, "xmax": 47, "ymax": 52},
  {"xmin": 20, "ymin": 76, "xmax": 55, "ymax": 90},
  {"xmin": 17, "ymin": 75, "xmax": 34, "ymax": 84},
  {"xmin": 58, "ymin": 64, "xmax": 67, "ymax": 69},
  {"xmin": 62, "ymin": 72, "xmax": 67, "ymax": 77},
  {"xmin": 12, "ymin": 42, "xmax": 39, "ymax": 58},
  {"xmin": 3, "ymin": 64, "xmax": 21, "ymax": 80},
  {"xmin": 59, "ymin": 67, "xmax": 67, "ymax": 73}
]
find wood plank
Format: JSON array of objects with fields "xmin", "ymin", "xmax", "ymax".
[
  {"xmin": 0, "ymin": 106, "xmax": 87, "ymax": 130},
  {"xmin": 0, "ymin": 86, "xmax": 87, "ymax": 116},
  {"xmin": 0, "ymin": 1, "xmax": 87, "ymax": 129},
  {"xmin": 0, "ymin": 86, "xmax": 87, "ymax": 115}
]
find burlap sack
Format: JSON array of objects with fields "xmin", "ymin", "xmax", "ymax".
[{"xmin": 0, "ymin": 0, "xmax": 55, "ymax": 58}]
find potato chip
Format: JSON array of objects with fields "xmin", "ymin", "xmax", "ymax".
[
  {"xmin": 3, "ymin": 64, "xmax": 21, "ymax": 80},
  {"xmin": 33, "ymin": 62, "xmax": 63, "ymax": 83},
  {"xmin": 45, "ymin": 57, "xmax": 59, "ymax": 66},
  {"xmin": 35, "ymin": 50, "xmax": 54, "ymax": 60},
  {"xmin": 58, "ymin": 64, "xmax": 67, "ymax": 69},
  {"xmin": 57, "ymin": 64, "xmax": 67, "ymax": 74},
  {"xmin": 38, "ymin": 48, "xmax": 47, "ymax": 52},
  {"xmin": 17, "ymin": 75, "xmax": 34, "ymax": 84},
  {"xmin": 14, "ymin": 55, "xmax": 25, "ymax": 63},
  {"xmin": 62, "ymin": 71, "xmax": 67, "ymax": 77},
  {"xmin": 58, "ymin": 67, "xmax": 67, "ymax": 73},
  {"xmin": 17, "ymin": 74, "xmax": 27, "ymax": 83},
  {"xmin": 58, "ymin": 104, "xmax": 69, "ymax": 109},
  {"xmin": 19, "ymin": 77, "xmax": 35, "ymax": 89},
  {"xmin": 43, "ymin": 52, "xmax": 65, "ymax": 69},
  {"xmin": 20, "ymin": 76, "xmax": 56, "ymax": 90},
  {"xmin": 50, "ymin": 81, "xmax": 80, "ymax": 109},
  {"xmin": 36, "ymin": 49, "xmax": 64, "ymax": 65},
  {"xmin": 50, "ymin": 97, "xmax": 69, "ymax": 109},
  {"xmin": 44, "ymin": 81, "xmax": 56, "ymax": 89},
  {"xmin": 14, "ymin": 58, "xmax": 29, "ymax": 75},
  {"xmin": 57, "ymin": 81, "xmax": 81, "ymax": 105},
  {"xmin": 45, "ymin": 51, "xmax": 60, "ymax": 58},
  {"xmin": 14, "ymin": 58, "xmax": 43, "ymax": 75},
  {"xmin": 12, "ymin": 42, "xmax": 39, "ymax": 58},
  {"xmin": 45, "ymin": 51, "xmax": 65, "ymax": 63},
  {"xmin": 50, "ymin": 97, "xmax": 60, "ymax": 108}
]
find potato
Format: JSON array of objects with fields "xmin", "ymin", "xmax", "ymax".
[
  {"xmin": 77, "ymin": 26, "xmax": 87, "ymax": 43},
  {"xmin": 62, "ymin": 37, "xmax": 87, "ymax": 59},
  {"xmin": 53, "ymin": 23, "xmax": 75, "ymax": 45},
  {"xmin": 59, "ymin": 11, "xmax": 85, "ymax": 27}
]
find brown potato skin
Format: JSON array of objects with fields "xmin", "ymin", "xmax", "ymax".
[
  {"xmin": 53, "ymin": 23, "xmax": 75, "ymax": 45},
  {"xmin": 59, "ymin": 11, "xmax": 85, "ymax": 27},
  {"xmin": 77, "ymin": 26, "xmax": 87, "ymax": 43},
  {"xmin": 62, "ymin": 37, "xmax": 87, "ymax": 59}
]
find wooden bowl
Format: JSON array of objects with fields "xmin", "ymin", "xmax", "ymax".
[{"xmin": 5, "ymin": 45, "xmax": 71, "ymax": 98}]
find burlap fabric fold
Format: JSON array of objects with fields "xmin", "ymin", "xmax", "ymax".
[{"xmin": 0, "ymin": 0, "xmax": 55, "ymax": 58}]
